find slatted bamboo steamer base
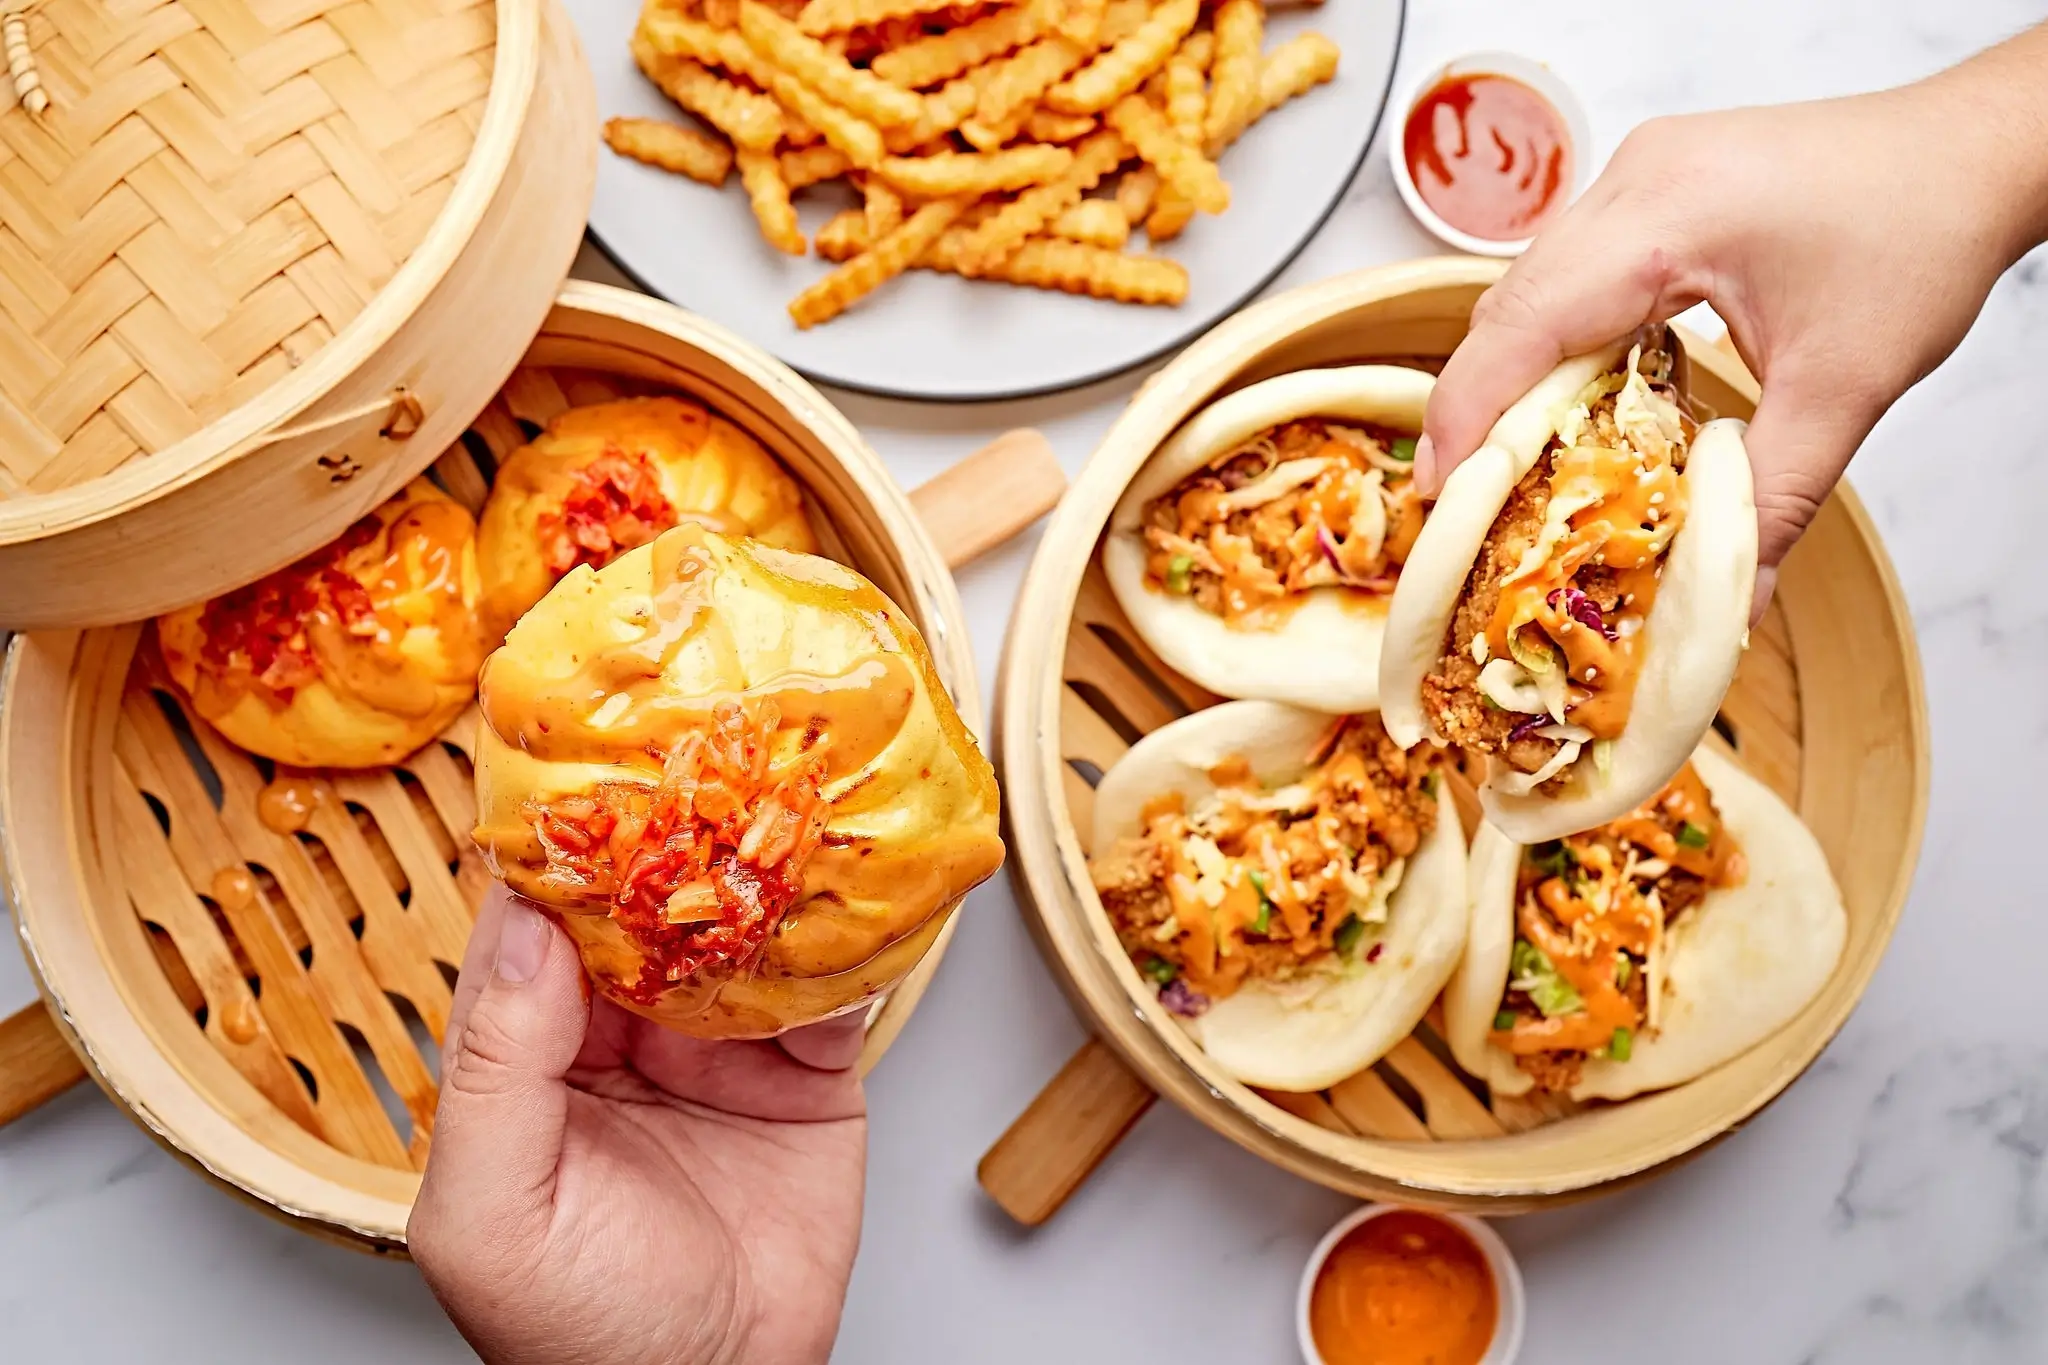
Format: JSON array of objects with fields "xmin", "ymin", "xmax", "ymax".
[
  {"xmin": 0, "ymin": 281, "xmax": 1066, "ymax": 1252},
  {"xmin": 983, "ymin": 257, "xmax": 1929, "ymax": 1222},
  {"xmin": 0, "ymin": 0, "xmax": 597, "ymax": 630}
]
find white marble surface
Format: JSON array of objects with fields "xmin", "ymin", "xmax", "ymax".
[{"xmin": 5, "ymin": 1, "xmax": 2048, "ymax": 1361}]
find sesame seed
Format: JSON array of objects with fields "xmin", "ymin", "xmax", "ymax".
[
  {"xmin": 1648, "ymin": 491, "xmax": 1665, "ymax": 505},
  {"xmin": 1586, "ymin": 667, "xmax": 1600, "ymax": 680}
]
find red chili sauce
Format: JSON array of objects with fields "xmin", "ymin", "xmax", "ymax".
[{"xmin": 1402, "ymin": 73, "xmax": 1571, "ymax": 242}]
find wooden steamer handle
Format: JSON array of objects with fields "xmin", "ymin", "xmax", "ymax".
[
  {"xmin": 0, "ymin": 428, "xmax": 1068, "ymax": 1131},
  {"xmin": 0, "ymin": 1003, "xmax": 84, "ymax": 1126},
  {"xmin": 979, "ymin": 1038, "xmax": 1155, "ymax": 1225}
]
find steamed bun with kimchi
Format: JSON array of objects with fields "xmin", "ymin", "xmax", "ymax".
[
  {"xmin": 472, "ymin": 523, "xmax": 1004, "ymax": 1038},
  {"xmin": 476, "ymin": 396, "xmax": 817, "ymax": 637},
  {"xmin": 157, "ymin": 479, "xmax": 486, "ymax": 769},
  {"xmin": 1102, "ymin": 366, "xmax": 1435, "ymax": 713}
]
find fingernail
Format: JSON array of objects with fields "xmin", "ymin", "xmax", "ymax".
[
  {"xmin": 1413, "ymin": 433, "xmax": 1436, "ymax": 492},
  {"xmin": 494, "ymin": 902, "xmax": 549, "ymax": 985}
]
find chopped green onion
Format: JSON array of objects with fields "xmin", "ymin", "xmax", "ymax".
[
  {"xmin": 1389, "ymin": 436, "xmax": 1418, "ymax": 463},
  {"xmin": 1142, "ymin": 956, "xmax": 1178, "ymax": 985},
  {"xmin": 1492, "ymin": 1010, "xmax": 1518, "ymax": 1032},
  {"xmin": 1529, "ymin": 841, "xmax": 1576, "ymax": 880},
  {"xmin": 1677, "ymin": 821, "xmax": 1711, "ymax": 849},
  {"xmin": 1510, "ymin": 938, "xmax": 1543, "ymax": 979},
  {"xmin": 1165, "ymin": 555, "xmax": 1194, "ymax": 594},
  {"xmin": 1509, "ymin": 939, "xmax": 1583, "ymax": 1017},
  {"xmin": 1247, "ymin": 870, "xmax": 1273, "ymax": 935},
  {"xmin": 1607, "ymin": 1026, "xmax": 1634, "ymax": 1062},
  {"xmin": 1420, "ymin": 770, "xmax": 1440, "ymax": 798},
  {"xmin": 1332, "ymin": 914, "xmax": 1366, "ymax": 959},
  {"xmin": 1614, "ymin": 954, "xmax": 1634, "ymax": 990}
]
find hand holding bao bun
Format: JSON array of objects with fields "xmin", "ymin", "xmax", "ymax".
[{"xmin": 1380, "ymin": 335, "xmax": 1758, "ymax": 844}]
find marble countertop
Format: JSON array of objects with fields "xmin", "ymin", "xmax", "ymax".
[{"xmin": 5, "ymin": 0, "xmax": 2047, "ymax": 1360}]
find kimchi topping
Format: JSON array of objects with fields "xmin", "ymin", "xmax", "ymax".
[
  {"xmin": 527, "ymin": 697, "xmax": 830, "ymax": 997},
  {"xmin": 536, "ymin": 447, "xmax": 677, "ymax": 577},
  {"xmin": 1140, "ymin": 419, "xmax": 1424, "ymax": 628},
  {"xmin": 1489, "ymin": 761, "xmax": 1745, "ymax": 1091},
  {"xmin": 188, "ymin": 493, "xmax": 479, "ymax": 719},
  {"xmin": 1088, "ymin": 716, "xmax": 1439, "ymax": 1013},
  {"xmin": 1422, "ymin": 344, "xmax": 1696, "ymax": 785}
]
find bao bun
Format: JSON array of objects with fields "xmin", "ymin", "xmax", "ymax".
[
  {"xmin": 1379, "ymin": 344, "xmax": 1757, "ymax": 843},
  {"xmin": 1104, "ymin": 366, "xmax": 1433, "ymax": 713},
  {"xmin": 1092, "ymin": 700, "xmax": 1467, "ymax": 1092},
  {"xmin": 1444, "ymin": 745, "xmax": 1845, "ymax": 1101}
]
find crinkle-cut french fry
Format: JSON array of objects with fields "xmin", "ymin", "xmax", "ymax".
[
  {"xmin": 1202, "ymin": 0, "xmax": 1263, "ymax": 154},
  {"xmin": 1114, "ymin": 163, "xmax": 1159, "ymax": 222},
  {"xmin": 862, "ymin": 176, "xmax": 905, "ymax": 236},
  {"xmin": 604, "ymin": 116, "xmax": 736, "ymax": 185},
  {"xmin": 815, "ymin": 206, "xmax": 871, "ymax": 260},
  {"xmin": 736, "ymin": 146, "xmax": 807, "ymax": 254},
  {"xmin": 1057, "ymin": 0, "xmax": 1105, "ymax": 44},
  {"xmin": 877, "ymin": 144, "xmax": 1073, "ymax": 196},
  {"xmin": 643, "ymin": 52, "xmax": 787, "ymax": 151},
  {"xmin": 1042, "ymin": 0, "xmax": 1196, "ymax": 115},
  {"xmin": 1143, "ymin": 187, "xmax": 1194, "ymax": 242},
  {"xmin": 975, "ymin": 34, "xmax": 1093, "ymax": 126},
  {"xmin": 871, "ymin": 0, "xmax": 1057, "ymax": 88},
  {"xmin": 638, "ymin": 11, "xmax": 801, "ymax": 139},
  {"xmin": 1096, "ymin": 0, "xmax": 1149, "ymax": 45},
  {"xmin": 738, "ymin": 2, "xmax": 926, "ymax": 127},
  {"xmin": 1024, "ymin": 108, "xmax": 1097, "ymax": 142},
  {"xmin": 1252, "ymin": 30, "xmax": 1339, "ymax": 122},
  {"xmin": 1049, "ymin": 197, "xmax": 1129, "ymax": 249},
  {"xmin": 763, "ymin": 65, "xmax": 887, "ymax": 166},
  {"xmin": 1107, "ymin": 94, "xmax": 1227, "ymax": 214},
  {"xmin": 930, "ymin": 234, "xmax": 1187, "ymax": 305},
  {"xmin": 953, "ymin": 128, "xmax": 1125, "ymax": 271},
  {"xmin": 883, "ymin": 79, "xmax": 977, "ymax": 151},
  {"xmin": 701, "ymin": 0, "xmax": 740, "ymax": 24},
  {"xmin": 795, "ymin": 0, "xmax": 959, "ymax": 36},
  {"xmin": 1163, "ymin": 30, "xmax": 1211, "ymax": 145},
  {"xmin": 789, "ymin": 197, "xmax": 968, "ymax": 327},
  {"xmin": 780, "ymin": 142, "xmax": 851, "ymax": 188},
  {"xmin": 959, "ymin": 103, "xmax": 1033, "ymax": 151}
]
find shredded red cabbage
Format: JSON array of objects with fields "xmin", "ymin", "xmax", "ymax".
[
  {"xmin": 1159, "ymin": 977, "xmax": 1209, "ymax": 1018},
  {"xmin": 1548, "ymin": 586, "xmax": 1618, "ymax": 640},
  {"xmin": 1507, "ymin": 713, "xmax": 1551, "ymax": 743}
]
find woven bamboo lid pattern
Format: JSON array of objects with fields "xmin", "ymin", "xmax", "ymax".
[{"xmin": 0, "ymin": 0, "xmax": 496, "ymax": 495}]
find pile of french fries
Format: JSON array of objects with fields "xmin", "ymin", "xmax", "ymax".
[{"xmin": 602, "ymin": 0, "xmax": 1340, "ymax": 329}]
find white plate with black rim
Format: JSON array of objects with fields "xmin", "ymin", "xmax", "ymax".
[{"xmin": 565, "ymin": 0, "xmax": 1407, "ymax": 402}]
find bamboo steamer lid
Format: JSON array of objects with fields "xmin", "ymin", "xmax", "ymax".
[{"xmin": 0, "ymin": 0, "xmax": 596, "ymax": 629}]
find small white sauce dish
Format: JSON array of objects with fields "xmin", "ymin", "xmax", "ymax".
[
  {"xmin": 1296, "ymin": 1203, "xmax": 1526, "ymax": 1365},
  {"xmin": 1388, "ymin": 50, "xmax": 1592, "ymax": 258}
]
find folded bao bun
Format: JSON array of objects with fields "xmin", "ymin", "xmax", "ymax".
[
  {"xmin": 473, "ymin": 524, "xmax": 1004, "ymax": 1039},
  {"xmin": 476, "ymin": 396, "xmax": 817, "ymax": 639},
  {"xmin": 158, "ymin": 479, "xmax": 486, "ymax": 769},
  {"xmin": 1444, "ymin": 745, "xmax": 1846, "ymax": 1102},
  {"xmin": 1379, "ymin": 342, "xmax": 1758, "ymax": 844},
  {"xmin": 1092, "ymin": 700, "xmax": 1468, "ymax": 1092},
  {"xmin": 1103, "ymin": 367, "xmax": 1434, "ymax": 713}
]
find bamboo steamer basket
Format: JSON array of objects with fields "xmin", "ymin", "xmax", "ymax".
[
  {"xmin": 982, "ymin": 257, "xmax": 1929, "ymax": 1222},
  {"xmin": 0, "ymin": 0, "xmax": 597, "ymax": 630},
  {"xmin": 0, "ymin": 281, "xmax": 1066, "ymax": 1252}
]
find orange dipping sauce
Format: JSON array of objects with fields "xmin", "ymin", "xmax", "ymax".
[
  {"xmin": 1308, "ymin": 1211, "xmax": 1498, "ymax": 1365},
  {"xmin": 1402, "ymin": 73, "xmax": 1572, "ymax": 242}
]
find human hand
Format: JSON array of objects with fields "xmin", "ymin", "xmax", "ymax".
[
  {"xmin": 409, "ymin": 884, "xmax": 867, "ymax": 1365},
  {"xmin": 1415, "ymin": 26, "xmax": 2048, "ymax": 617}
]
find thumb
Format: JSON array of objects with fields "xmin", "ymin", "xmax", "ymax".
[
  {"xmin": 1738, "ymin": 367, "xmax": 1880, "ymax": 622},
  {"xmin": 411, "ymin": 894, "xmax": 590, "ymax": 1261}
]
